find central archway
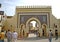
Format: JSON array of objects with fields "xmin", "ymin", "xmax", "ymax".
[{"xmin": 26, "ymin": 17, "xmax": 41, "ymax": 37}]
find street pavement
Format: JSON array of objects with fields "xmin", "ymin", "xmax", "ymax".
[
  {"xmin": 4, "ymin": 37, "xmax": 60, "ymax": 42},
  {"xmin": 4, "ymin": 33, "xmax": 60, "ymax": 42}
]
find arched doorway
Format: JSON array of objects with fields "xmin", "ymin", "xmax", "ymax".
[
  {"xmin": 42, "ymin": 24, "xmax": 47, "ymax": 36},
  {"xmin": 26, "ymin": 17, "xmax": 41, "ymax": 37},
  {"xmin": 29, "ymin": 21, "xmax": 38, "ymax": 33},
  {"xmin": 55, "ymin": 30, "xmax": 58, "ymax": 37},
  {"xmin": 20, "ymin": 24, "xmax": 25, "ymax": 38}
]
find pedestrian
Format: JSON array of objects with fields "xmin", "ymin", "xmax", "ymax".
[
  {"xmin": 12, "ymin": 31, "xmax": 18, "ymax": 42},
  {"xmin": 0, "ymin": 30, "xmax": 5, "ymax": 42},
  {"xmin": 5, "ymin": 31, "xmax": 7, "ymax": 38},
  {"xmin": 0, "ymin": 33, "xmax": 1, "ymax": 42},
  {"xmin": 48, "ymin": 30, "xmax": 53, "ymax": 42},
  {"xmin": 55, "ymin": 30, "xmax": 58, "ymax": 40},
  {"xmin": 6, "ymin": 30, "xmax": 12, "ymax": 42}
]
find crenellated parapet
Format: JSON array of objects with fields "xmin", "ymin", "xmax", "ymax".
[{"xmin": 16, "ymin": 6, "xmax": 51, "ymax": 9}]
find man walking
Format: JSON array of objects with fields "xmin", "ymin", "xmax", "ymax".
[
  {"xmin": 48, "ymin": 30, "xmax": 53, "ymax": 42},
  {"xmin": 12, "ymin": 31, "xmax": 18, "ymax": 42},
  {"xmin": 6, "ymin": 30, "xmax": 12, "ymax": 42}
]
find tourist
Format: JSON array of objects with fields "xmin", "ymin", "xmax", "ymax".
[
  {"xmin": 48, "ymin": 30, "xmax": 53, "ymax": 42},
  {"xmin": 0, "ymin": 30, "xmax": 5, "ymax": 42},
  {"xmin": 6, "ymin": 30, "xmax": 12, "ymax": 42},
  {"xmin": 55, "ymin": 30, "xmax": 58, "ymax": 40},
  {"xmin": 12, "ymin": 31, "xmax": 18, "ymax": 42}
]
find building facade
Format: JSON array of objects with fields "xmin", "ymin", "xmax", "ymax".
[
  {"xmin": 0, "ymin": 11, "xmax": 7, "ymax": 32},
  {"xmin": 3, "ymin": 6, "xmax": 60, "ymax": 38}
]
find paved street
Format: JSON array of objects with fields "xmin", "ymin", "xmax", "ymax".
[
  {"xmin": 19, "ymin": 38, "xmax": 60, "ymax": 42},
  {"xmin": 4, "ymin": 33, "xmax": 60, "ymax": 42},
  {"xmin": 4, "ymin": 37, "xmax": 60, "ymax": 42}
]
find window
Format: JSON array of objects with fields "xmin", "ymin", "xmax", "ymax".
[
  {"xmin": 42, "ymin": 16, "xmax": 46, "ymax": 22},
  {"xmin": 21, "ymin": 17, "xmax": 24, "ymax": 22}
]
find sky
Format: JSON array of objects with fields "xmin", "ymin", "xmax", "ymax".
[{"xmin": 0, "ymin": 0, "xmax": 60, "ymax": 19}]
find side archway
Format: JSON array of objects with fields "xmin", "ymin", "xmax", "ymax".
[
  {"xmin": 19, "ymin": 24, "xmax": 25, "ymax": 38},
  {"xmin": 42, "ymin": 24, "xmax": 47, "ymax": 36}
]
